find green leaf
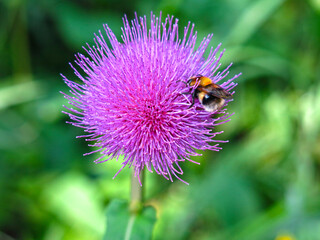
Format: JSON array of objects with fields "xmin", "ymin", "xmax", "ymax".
[
  {"xmin": 104, "ymin": 200, "xmax": 156, "ymax": 240},
  {"xmin": 225, "ymin": 0, "xmax": 285, "ymax": 45},
  {"xmin": 42, "ymin": 173, "xmax": 105, "ymax": 236},
  {"xmin": 0, "ymin": 80, "xmax": 46, "ymax": 110},
  {"xmin": 50, "ymin": 1, "xmax": 122, "ymax": 48}
]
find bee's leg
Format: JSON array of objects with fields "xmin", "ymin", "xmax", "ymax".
[
  {"xmin": 188, "ymin": 99, "xmax": 195, "ymax": 109},
  {"xmin": 188, "ymin": 93, "xmax": 196, "ymax": 109}
]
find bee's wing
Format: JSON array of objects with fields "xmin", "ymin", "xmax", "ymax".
[{"xmin": 207, "ymin": 84, "xmax": 232, "ymax": 99}]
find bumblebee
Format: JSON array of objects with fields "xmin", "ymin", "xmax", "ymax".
[{"xmin": 186, "ymin": 75, "xmax": 232, "ymax": 112}]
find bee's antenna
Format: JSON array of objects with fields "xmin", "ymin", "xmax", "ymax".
[{"xmin": 176, "ymin": 79, "xmax": 188, "ymax": 86}]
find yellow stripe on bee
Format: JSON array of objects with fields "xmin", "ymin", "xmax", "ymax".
[
  {"xmin": 275, "ymin": 234, "xmax": 295, "ymax": 240},
  {"xmin": 198, "ymin": 92, "xmax": 206, "ymax": 103},
  {"xmin": 189, "ymin": 76, "xmax": 213, "ymax": 87},
  {"xmin": 199, "ymin": 76, "xmax": 213, "ymax": 86}
]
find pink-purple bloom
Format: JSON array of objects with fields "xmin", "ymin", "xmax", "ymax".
[{"xmin": 61, "ymin": 12, "xmax": 240, "ymax": 184}]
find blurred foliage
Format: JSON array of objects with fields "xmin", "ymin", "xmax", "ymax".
[
  {"xmin": 1, "ymin": 0, "xmax": 320, "ymax": 239},
  {"xmin": 104, "ymin": 200, "xmax": 156, "ymax": 240}
]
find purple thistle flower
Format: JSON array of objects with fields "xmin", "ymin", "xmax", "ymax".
[{"xmin": 61, "ymin": 12, "xmax": 241, "ymax": 185}]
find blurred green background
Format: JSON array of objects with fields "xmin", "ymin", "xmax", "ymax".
[{"xmin": 1, "ymin": 0, "xmax": 320, "ymax": 239}]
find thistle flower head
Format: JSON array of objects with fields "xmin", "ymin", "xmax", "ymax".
[{"xmin": 61, "ymin": 12, "xmax": 240, "ymax": 184}]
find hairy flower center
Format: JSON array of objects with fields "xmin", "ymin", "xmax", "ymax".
[{"xmin": 136, "ymin": 100, "xmax": 167, "ymax": 130}]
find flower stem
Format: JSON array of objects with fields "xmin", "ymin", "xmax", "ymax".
[
  {"xmin": 130, "ymin": 169, "xmax": 144, "ymax": 214},
  {"xmin": 10, "ymin": 1, "xmax": 32, "ymax": 82}
]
